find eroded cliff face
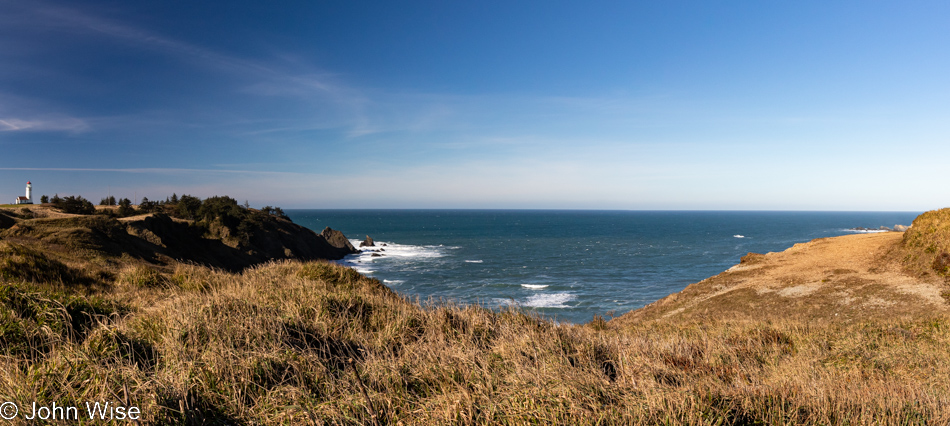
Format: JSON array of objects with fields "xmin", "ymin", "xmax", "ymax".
[{"xmin": 0, "ymin": 209, "xmax": 358, "ymax": 272}]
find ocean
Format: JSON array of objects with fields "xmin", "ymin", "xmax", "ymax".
[{"xmin": 286, "ymin": 210, "xmax": 919, "ymax": 324}]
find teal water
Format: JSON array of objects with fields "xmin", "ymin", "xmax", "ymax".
[{"xmin": 286, "ymin": 210, "xmax": 919, "ymax": 324}]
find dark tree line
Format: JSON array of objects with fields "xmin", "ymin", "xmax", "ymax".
[
  {"xmin": 47, "ymin": 193, "xmax": 289, "ymax": 230},
  {"xmin": 49, "ymin": 195, "xmax": 95, "ymax": 215}
]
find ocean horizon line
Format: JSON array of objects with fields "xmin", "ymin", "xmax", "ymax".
[{"xmin": 285, "ymin": 208, "xmax": 924, "ymax": 214}]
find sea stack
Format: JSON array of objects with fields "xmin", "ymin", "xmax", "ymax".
[
  {"xmin": 360, "ymin": 235, "xmax": 375, "ymax": 247},
  {"xmin": 321, "ymin": 227, "xmax": 358, "ymax": 253}
]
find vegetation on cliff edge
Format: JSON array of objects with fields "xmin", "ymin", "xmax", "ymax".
[{"xmin": 899, "ymin": 207, "xmax": 950, "ymax": 279}]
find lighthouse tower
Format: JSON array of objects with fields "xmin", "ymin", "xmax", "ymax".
[{"xmin": 14, "ymin": 181, "xmax": 33, "ymax": 204}]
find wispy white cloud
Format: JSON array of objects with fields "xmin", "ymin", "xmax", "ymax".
[
  {"xmin": 26, "ymin": 3, "xmax": 273, "ymax": 77},
  {"xmin": 0, "ymin": 167, "xmax": 303, "ymax": 176},
  {"xmin": 0, "ymin": 116, "xmax": 88, "ymax": 132},
  {"xmin": 1, "ymin": 2, "xmax": 698, "ymax": 143},
  {"xmin": 1, "ymin": 1, "xmax": 376, "ymax": 135}
]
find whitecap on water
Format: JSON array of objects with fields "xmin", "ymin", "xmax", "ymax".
[
  {"xmin": 523, "ymin": 293, "xmax": 576, "ymax": 308},
  {"xmin": 521, "ymin": 284, "xmax": 549, "ymax": 290},
  {"xmin": 844, "ymin": 229, "xmax": 888, "ymax": 234},
  {"xmin": 464, "ymin": 260, "xmax": 483, "ymax": 263},
  {"xmin": 733, "ymin": 235, "xmax": 745, "ymax": 238}
]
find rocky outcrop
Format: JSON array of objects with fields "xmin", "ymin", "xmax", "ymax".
[
  {"xmin": 321, "ymin": 227, "xmax": 359, "ymax": 257},
  {"xmin": 848, "ymin": 225, "xmax": 910, "ymax": 232},
  {"xmin": 360, "ymin": 235, "xmax": 375, "ymax": 247}
]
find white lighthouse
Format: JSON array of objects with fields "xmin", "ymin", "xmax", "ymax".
[{"xmin": 14, "ymin": 181, "xmax": 33, "ymax": 205}]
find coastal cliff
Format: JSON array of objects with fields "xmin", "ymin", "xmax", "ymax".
[
  {"xmin": 0, "ymin": 204, "xmax": 357, "ymax": 275},
  {"xmin": 612, "ymin": 232, "xmax": 949, "ymax": 325},
  {"xmin": 613, "ymin": 208, "xmax": 950, "ymax": 325}
]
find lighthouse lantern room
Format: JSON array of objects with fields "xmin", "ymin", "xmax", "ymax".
[{"xmin": 14, "ymin": 181, "xmax": 33, "ymax": 205}]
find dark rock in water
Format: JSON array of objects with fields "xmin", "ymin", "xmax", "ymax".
[
  {"xmin": 848, "ymin": 225, "xmax": 912, "ymax": 233},
  {"xmin": 360, "ymin": 235, "xmax": 375, "ymax": 247},
  {"xmin": 381, "ymin": 243, "xmax": 388, "ymax": 246},
  {"xmin": 371, "ymin": 253, "xmax": 383, "ymax": 257},
  {"xmin": 320, "ymin": 227, "xmax": 359, "ymax": 257}
]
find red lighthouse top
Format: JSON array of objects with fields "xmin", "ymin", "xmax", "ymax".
[{"xmin": 27, "ymin": 181, "xmax": 30, "ymax": 184}]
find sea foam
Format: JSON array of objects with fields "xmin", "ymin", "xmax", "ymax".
[
  {"xmin": 523, "ymin": 293, "xmax": 576, "ymax": 308},
  {"xmin": 348, "ymin": 240, "xmax": 445, "ymax": 261}
]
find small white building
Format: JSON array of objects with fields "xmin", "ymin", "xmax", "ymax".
[{"xmin": 14, "ymin": 181, "xmax": 33, "ymax": 205}]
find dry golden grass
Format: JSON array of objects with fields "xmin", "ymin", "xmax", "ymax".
[
  {"xmin": 898, "ymin": 207, "xmax": 950, "ymax": 279},
  {"xmin": 1, "ymin": 257, "xmax": 949, "ymax": 425}
]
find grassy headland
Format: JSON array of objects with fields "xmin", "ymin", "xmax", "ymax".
[{"xmin": 1, "ymin": 202, "xmax": 949, "ymax": 424}]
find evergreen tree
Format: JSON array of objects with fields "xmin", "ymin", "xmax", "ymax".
[
  {"xmin": 261, "ymin": 206, "xmax": 287, "ymax": 218},
  {"xmin": 39, "ymin": 195, "xmax": 49, "ymax": 203},
  {"xmin": 117, "ymin": 198, "xmax": 134, "ymax": 216},
  {"xmin": 176, "ymin": 195, "xmax": 201, "ymax": 219},
  {"xmin": 52, "ymin": 195, "xmax": 95, "ymax": 214},
  {"xmin": 139, "ymin": 197, "xmax": 157, "ymax": 213}
]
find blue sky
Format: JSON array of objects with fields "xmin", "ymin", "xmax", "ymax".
[{"xmin": 1, "ymin": 1, "xmax": 948, "ymax": 210}]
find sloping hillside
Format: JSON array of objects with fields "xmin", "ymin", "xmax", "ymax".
[
  {"xmin": 0, "ymin": 205, "xmax": 357, "ymax": 273},
  {"xmin": 896, "ymin": 207, "xmax": 950, "ymax": 278},
  {"xmin": 613, "ymin": 231, "xmax": 950, "ymax": 325}
]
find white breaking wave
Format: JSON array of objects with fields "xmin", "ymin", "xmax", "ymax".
[
  {"xmin": 521, "ymin": 284, "xmax": 549, "ymax": 289},
  {"xmin": 844, "ymin": 229, "xmax": 889, "ymax": 234},
  {"xmin": 733, "ymin": 235, "xmax": 745, "ymax": 238},
  {"xmin": 523, "ymin": 293, "xmax": 576, "ymax": 308},
  {"xmin": 465, "ymin": 260, "xmax": 483, "ymax": 263},
  {"xmin": 493, "ymin": 292, "xmax": 575, "ymax": 309},
  {"xmin": 383, "ymin": 279, "xmax": 405, "ymax": 285},
  {"xmin": 348, "ymin": 239, "xmax": 445, "ymax": 261}
]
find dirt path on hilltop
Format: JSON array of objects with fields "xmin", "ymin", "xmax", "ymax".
[{"xmin": 612, "ymin": 232, "xmax": 950, "ymax": 325}]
